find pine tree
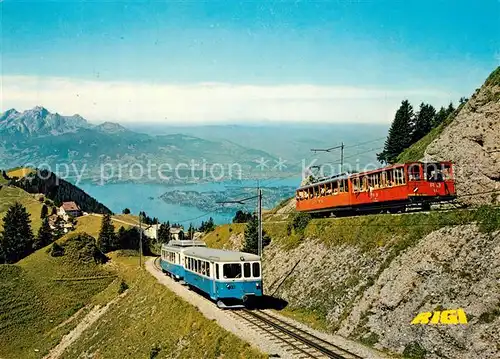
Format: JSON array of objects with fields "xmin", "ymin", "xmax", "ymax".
[
  {"xmin": 122, "ymin": 208, "xmax": 131, "ymax": 214},
  {"xmin": 97, "ymin": 214, "xmax": 116, "ymax": 253},
  {"xmin": 446, "ymin": 102, "xmax": 455, "ymax": 117},
  {"xmin": 0, "ymin": 202, "xmax": 34, "ymax": 263},
  {"xmin": 33, "ymin": 218, "xmax": 53, "ymax": 250},
  {"xmin": 412, "ymin": 103, "xmax": 436, "ymax": 142},
  {"xmin": 187, "ymin": 223, "xmax": 195, "ymax": 240},
  {"xmin": 432, "ymin": 106, "xmax": 448, "ymax": 127},
  {"xmin": 158, "ymin": 222, "xmax": 170, "ymax": 243},
  {"xmin": 40, "ymin": 204, "xmax": 49, "ymax": 219},
  {"xmin": 242, "ymin": 216, "xmax": 270, "ymax": 254},
  {"xmin": 377, "ymin": 100, "xmax": 414, "ymax": 164}
]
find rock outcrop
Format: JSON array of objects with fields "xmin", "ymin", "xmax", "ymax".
[
  {"xmin": 263, "ymin": 224, "xmax": 500, "ymax": 359},
  {"xmin": 424, "ymin": 68, "xmax": 500, "ymax": 205}
]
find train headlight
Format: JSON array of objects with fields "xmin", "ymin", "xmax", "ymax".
[{"xmin": 256, "ymin": 283, "xmax": 261, "ymax": 288}]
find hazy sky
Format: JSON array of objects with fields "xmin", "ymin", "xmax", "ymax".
[{"xmin": 1, "ymin": 0, "xmax": 498, "ymax": 124}]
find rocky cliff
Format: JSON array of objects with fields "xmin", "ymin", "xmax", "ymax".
[
  {"xmin": 423, "ymin": 67, "xmax": 500, "ymax": 205},
  {"xmin": 263, "ymin": 210, "xmax": 500, "ymax": 359}
]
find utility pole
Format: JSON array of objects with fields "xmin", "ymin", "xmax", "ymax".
[
  {"xmin": 257, "ymin": 188, "xmax": 263, "ymax": 257},
  {"xmin": 311, "ymin": 142, "xmax": 344, "ymax": 172},
  {"xmin": 139, "ymin": 213, "xmax": 143, "ymax": 268}
]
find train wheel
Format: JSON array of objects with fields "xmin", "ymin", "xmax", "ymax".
[{"xmin": 422, "ymin": 202, "xmax": 431, "ymax": 211}]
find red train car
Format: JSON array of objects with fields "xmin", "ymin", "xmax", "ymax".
[{"xmin": 295, "ymin": 161, "xmax": 456, "ymax": 215}]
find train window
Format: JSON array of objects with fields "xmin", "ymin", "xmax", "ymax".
[
  {"xmin": 243, "ymin": 263, "xmax": 251, "ymax": 278},
  {"xmin": 252, "ymin": 263, "xmax": 260, "ymax": 277},
  {"xmin": 381, "ymin": 172, "xmax": 387, "ymax": 187},
  {"xmin": 353, "ymin": 178, "xmax": 359, "ymax": 192},
  {"xmin": 408, "ymin": 164, "xmax": 421, "ymax": 181},
  {"xmin": 216, "ymin": 264, "xmax": 220, "ymax": 279},
  {"xmin": 223, "ymin": 263, "xmax": 242, "ymax": 279},
  {"xmin": 206, "ymin": 263, "xmax": 210, "ymax": 277},
  {"xmin": 393, "ymin": 168, "xmax": 406, "ymax": 185}
]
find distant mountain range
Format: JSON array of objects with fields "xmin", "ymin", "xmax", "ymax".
[{"xmin": 0, "ymin": 107, "xmax": 285, "ymax": 184}]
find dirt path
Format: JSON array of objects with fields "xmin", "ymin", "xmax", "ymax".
[
  {"xmin": 146, "ymin": 258, "xmax": 391, "ymax": 359},
  {"xmin": 43, "ymin": 292, "xmax": 126, "ymax": 359}
]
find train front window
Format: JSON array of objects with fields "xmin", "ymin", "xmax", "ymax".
[
  {"xmin": 244, "ymin": 263, "xmax": 251, "ymax": 278},
  {"xmin": 252, "ymin": 263, "xmax": 260, "ymax": 278},
  {"xmin": 223, "ymin": 263, "xmax": 242, "ymax": 279},
  {"xmin": 216, "ymin": 264, "xmax": 220, "ymax": 279}
]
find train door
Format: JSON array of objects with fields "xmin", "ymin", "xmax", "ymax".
[{"xmin": 211, "ymin": 261, "xmax": 216, "ymax": 299}]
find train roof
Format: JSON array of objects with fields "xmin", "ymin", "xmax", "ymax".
[
  {"xmin": 160, "ymin": 244, "xmax": 183, "ymax": 253},
  {"xmin": 298, "ymin": 174, "xmax": 350, "ymax": 190},
  {"xmin": 168, "ymin": 240, "xmax": 207, "ymax": 247},
  {"xmin": 183, "ymin": 247, "xmax": 261, "ymax": 262}
]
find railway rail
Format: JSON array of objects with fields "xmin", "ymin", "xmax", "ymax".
[
  {"xmin": 233, "ymin": 309, "xmax": 363, "ymax": 359},
  {"xmin": 153, "ymin": 258, "xmax": 363, "ymax": 358}
]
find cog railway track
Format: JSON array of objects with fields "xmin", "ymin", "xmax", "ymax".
[{"xmin": 233, "ymin": 309, "xmax": 363, "ymax": 359}]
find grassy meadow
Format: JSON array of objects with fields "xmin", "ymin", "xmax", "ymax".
[{"xmin": 61, "ymin": 254, "xmax": 265, "ymax": 359}]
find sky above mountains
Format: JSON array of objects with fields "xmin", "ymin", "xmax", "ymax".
[{"xmin": 1, "ymin": 0, "xmax": 498, "ymax": 124}]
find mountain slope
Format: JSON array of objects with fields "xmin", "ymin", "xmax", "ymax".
[
  {"xmin": 398, "ymin": 67, "xmax": 500, "ymax": 205},
  {"xmin": 0, "ymin": 107, "xmax": 283, "ymax": 182},
  {"xmin": 0, "ymin": 106, "xmax": 91, "ymax": 138},
  {"xmin": 260, "ymin": 206, "xmax": 500, "ymax": 359},
  {"xmin": 12, "ymin": 169, "xmax": 112, "ymax": 214}
]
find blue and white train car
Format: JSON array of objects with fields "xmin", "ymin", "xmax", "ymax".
[
  {"xmin": 183, "ymin": 247, "xmax": 262, "ymax": 307},
  {"xmin": 160, "ymin": 240, "xmax": 206, "ymax": 280}
]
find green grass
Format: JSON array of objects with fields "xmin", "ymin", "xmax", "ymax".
[
  {"xmin": 484, "ymin": 66, "xmax": 500, "ymax": 87},
  {"xmin": 0, "ymin": 185, "xmax": 45, "ymax": 233},
  {"xmin": 266, "ymin": 206, "xmax": 500, "ymax": 252},
  {"xmin": 202, "ymin": 223, "xmax": 246, "ymax": 249},
  {"xmin": 7, "ymin": 167, "xmax": 35, "ymax": 178},
  {"xmin": 0, "ymin": 240, "xmax": 115, "ymax": 358},
  {"xmin": 61, "ymin": 255, "xmax": 265, "ymax": 359}
]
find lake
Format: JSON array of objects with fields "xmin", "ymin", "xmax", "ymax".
[{"xmin": 79, "ymin": 177, "xmax": 301, "ymax": 226}]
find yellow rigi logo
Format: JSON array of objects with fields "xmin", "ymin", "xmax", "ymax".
[{"xmin": 411, "ymin": 309, "xmax": 468, "ymax": 325}]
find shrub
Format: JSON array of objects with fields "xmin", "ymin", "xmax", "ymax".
[
  {"xmin": 150, "ymin": 344, "xmax": 161, "ymax": 359},
  {"xmin": 49, "ymin": 242, "xmax": 65, "ymax": 257},
  {"xmin": 118, "ymin": 280, "xmax": 129, "ymax": 294},
  {"xmin": 64, "ymin": 233, "xmax": 108, "ymax": 264},
  {"xmin": 403, "ymin": 342, "xmax": 427, "ymax": 359},
  {"xmin": 287, "ymin": 212, "xmax": 312, "ymax": 235}
]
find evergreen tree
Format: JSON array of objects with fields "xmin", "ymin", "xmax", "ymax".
[
  {"xmin": 122, "ymin": 208, "xmax": 131, "ymax": 214},
  {"xmin": 187, "ymin": 223, "xmax": 195, "ymax": 240},
  {"xmin": 52, "ymin": 216, "xmax": 65, "ymax": 239},
  {"xmin": 158, "ymin": 222, "xmax": 171, "ymax": 243},
  {"xmin": 377, "ymin": 100, "xmax": 414, "ymax": 164},
  {"xmin": 0, "ymin": 239, "xmax": 5, "ymax": 264},
  {"xmin": 412, "ymin": 103, "xmax": 436, "ymax": 142},
  {"xmin": 242, "ymin": 216, "xmax": 270, "ymax": 255},
  {"xmin": 432, "ymin": 106, "xmax": 448, "ymax": 127},
  {"xmin": 0, "ymin": 202, "xmax": 34, "ymax": 263},
  {"xmin": 232, "ymin": 210, "xmax": 253, "ymax": 223},
  {"xmin": 40, "ymin": 204, "xmax": 49, "ymax": 219},
  {"xmin": 97, "ymin": 213, "xmax": 116, "ymax": 253},
  {"xmin": 446, "ymin": 102, "xmax": 455, "ymax": 116},
  {"xmin": 33, "ymin": 218, "xmax": 53, "ymax": 250},
  {"xmin": 199, "ymin": 218, "xmax": 216, "ymax": 232}
]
